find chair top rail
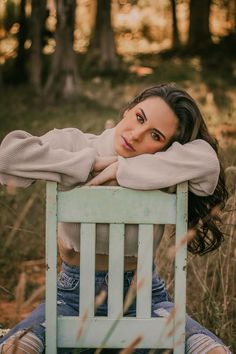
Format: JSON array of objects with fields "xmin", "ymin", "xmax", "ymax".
[{"xmin": 57, "ymin": 186, "xmax": 177, "ymax": 224}]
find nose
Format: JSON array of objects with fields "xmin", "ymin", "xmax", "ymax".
[{"xmin": 131, "ymin": 126, "xmax": 146, "ymax": 141}]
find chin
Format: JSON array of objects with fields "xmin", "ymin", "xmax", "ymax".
[
  {"xmin": 115, "ymin": 141, "xmax": 137, "ymax": 158},
  {"xmin": 118, "ymin": 149, "xmax": 137, "ymax": 158}
]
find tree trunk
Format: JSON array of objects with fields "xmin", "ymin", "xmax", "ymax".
[
  {"xmin": 28, "ymin": 0, "xmax": 46, "ymax": 93},
  {"xmin": 188, "ymin": 0, "xmax": 212, "ymax": 49},
  {"xmin": 15, "ymin": 0, "xmax": 27, "ymax": 82},
  {"xmin": 171, "ymin": 0, "xmax": 180, "ymax": 48},
  {"xmin": 44, "ymin": 0, "xmax": 77, "ymax": 101},
  {"xmin": 86, "ymin": 0, "xmax": 119, "ymax": 72},
  {"xmin": 225, "ymin": 0, "xmax": 236, "ymax": 32},
  {"xmin": 234, "ymin": 0, "xmax": 236, "ymax": 32},
  {"xmin": 0, "ymin": 66, "xmax": 2, "ymax": 91}
]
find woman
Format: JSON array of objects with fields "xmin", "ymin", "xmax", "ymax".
[{"xmin": 0, "ymin": 83, "xmax": 230, "ymax": 353}]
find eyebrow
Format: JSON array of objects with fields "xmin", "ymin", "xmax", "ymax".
[{"xmin": 139, "ymin": 108, "xmax": 166, "ymax": 141}]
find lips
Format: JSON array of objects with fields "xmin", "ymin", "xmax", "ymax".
[{"xmin": 121, "ymin": 136, "xmax": 135, "ymax": 152}]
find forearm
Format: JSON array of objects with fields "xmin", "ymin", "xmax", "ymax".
[
  {"xmin": 116, "ymin": 140, "xmax": 220, "ymax": 196},
  {"xmin": 0, "ymin": 129, "xmax": 97, "ymax": 187}
]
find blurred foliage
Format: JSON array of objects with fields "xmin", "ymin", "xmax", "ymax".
[
  {"xmin": 0, "ymin": 0, "xmax": 235, "ymax": 350},
  {"xmin": 3, "ymin": 0, "xmax": 19, "ymax": 32}
]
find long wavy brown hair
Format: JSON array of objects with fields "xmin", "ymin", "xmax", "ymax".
[{"xmin": 123, "ymin": 83, "xmax": 228, "ymax": 255}]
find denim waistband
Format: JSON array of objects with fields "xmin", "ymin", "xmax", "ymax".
[{"xmin": 61, "ymin": 261, "xmax": 136, "ymax": 279}]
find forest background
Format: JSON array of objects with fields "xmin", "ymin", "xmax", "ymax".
[{"xmin": 0, "ymin": 0, "xmax": 235, "ymax": 352}]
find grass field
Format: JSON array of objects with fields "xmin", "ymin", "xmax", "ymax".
[{"xmin": 0, "ymin": 56, "xmax": 235, "ymax": 351}]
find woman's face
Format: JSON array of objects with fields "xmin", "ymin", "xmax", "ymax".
[{"xmin": 114, "ymin": 96, "xmax": 178, "ymax": 157}]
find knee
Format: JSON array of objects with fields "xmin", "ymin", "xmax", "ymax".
[
  {"xmin": 206, "ymin": 347, "xmax": 231, "ymax": 354},
  {"xmin": 187, "ymin": 334, "xmax": 231, "ymax": 354},
  {"xmin": 1, "ymin": 330, "xmax": 44, "ymax": 354}
]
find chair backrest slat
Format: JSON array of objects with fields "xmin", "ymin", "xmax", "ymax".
[
  {"xmin": 108, "ymin": 224, "xmax": 125, "ymax": 318},
  {"xmin": 45, "ymin": 182, "xmax": 188, "ymax": 354},
  {"xmin": 173, "ymin": 183, "xmax": 188, "ymax": 353},
  {"xmin": 136, "ymin": 225, "xmax": 153, "ymax": 318},
  {"xmin": 57, "ymin": 187, "xmax": 176, "ymax": 224},
  {"xmin": 79, "ymin": 223, "xmax": 96, "ymax": 317},
  {"xmin": 45, "ymin": 182, "xmax": 58, "ymax": 354}
]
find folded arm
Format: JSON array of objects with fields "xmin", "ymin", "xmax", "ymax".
[
  {"xmin": 0, "ymin": 128, "xmax": 220, "ymax": 196},
  {"xmin": 117, "ymin": 140, "xmax": 220, "ymax": 196},
  {"xmin": 0, "ymin": 128, "xmax": 97, "ymax": 188}
]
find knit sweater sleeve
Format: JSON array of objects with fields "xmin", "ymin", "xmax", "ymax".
[
  {"xmin": 0, "ymin": 128, "xmax": 97, "ymax": 188},
  {"xmin": 117, "ymin": 139, "xmax": 220, "ymax": 196}
]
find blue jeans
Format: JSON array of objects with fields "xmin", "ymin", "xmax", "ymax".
[{"xmin": 0, "ymin": 262, "xmax": 228, "ymax": 353}]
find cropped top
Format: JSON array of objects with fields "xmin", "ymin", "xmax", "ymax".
[{"xmin": 0, "ymin": 127, "xmax": 220, "ymax": 256}]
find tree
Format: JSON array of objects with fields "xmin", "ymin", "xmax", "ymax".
[
  {"xmin": 0, "ymin": 66, "xmax": 2, "ymax": 90},
  {"xmin": 188, "ymin": 0, "xmax": 212, "ymax": 49},
  {"xmin": 44, "ymin": 0, "xmax": 77, "ymax": 101},
  {"xmin": 234, "ymin": 0, "xmax": 236, "ymax": 32},
  {"xmin": 85, "ymin": 0, "xmax": 119, "ymax": 73},
  {"xmin": 229, "ymin": 0, "xmax": 236, "ymax": 32},
  {"xmin": 28, "ymin": 0, "xmax": 46, "ymax": 93},
  {"xmin": 15, "ymin": 0, "xmax": 28, "ymax": 82},
  {"xmin": 170, "ymin": 0, "xmax": 180, "ymax": 48}
]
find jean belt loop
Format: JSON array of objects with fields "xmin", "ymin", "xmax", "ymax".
[
  {"xmin": 127, "ymin": 271, "xmax": 135, "ymax": 286},
  {"xmin": 105, "ymin": 272, "xmax": 109, "ymax": 285}
]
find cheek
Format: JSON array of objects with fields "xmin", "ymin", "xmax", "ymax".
[
  {"xmin": 147, "ymin": 139, "xmax": 167, "ymax": 154},
  {"xmin": 142, "ymin": 140, "xmax": 160, "ymax": 154},
  {"xmin": 114, "ymin": 120, "xmax": 125, "ymax": 140},
  {"xmin": 116, "ymin": 116, "xmax": 129, "ymax": 131}
]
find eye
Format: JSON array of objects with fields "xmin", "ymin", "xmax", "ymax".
[
  {"xmin": 136, "ymin": 114, "xmax": 144, "ymax": 124},
  {"xmin": 151, "ymin": 130, "xmax": 161, "ymax": 141}
]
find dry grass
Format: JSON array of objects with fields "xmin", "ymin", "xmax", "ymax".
[
  {"xmin": 155, "ymin": 165, "xmax": 236, "ymax": 352},
  {"xmin": 0, "ymin": 77, "xmax": 235, "ymax": 352},
  {"xmin": 1, "ymin": 169, "xmax": 235, "ymax": 353},
  {"xmin": 64, "ymin": 173, "xmax": 235, "ymax": 353}
]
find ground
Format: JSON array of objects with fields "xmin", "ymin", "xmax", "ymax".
[{"xmin": 0, "ymin": 57, "xmax": 235, "ymax": 350}]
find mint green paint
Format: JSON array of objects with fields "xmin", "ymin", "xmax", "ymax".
[{"xmin": 45, "ymin": 182, "xmax": 188, "ymax": 353}]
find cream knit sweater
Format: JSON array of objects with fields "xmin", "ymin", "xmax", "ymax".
[{"xmin": 0, "ymin": 127, "xmax": 220, "ymax": 256}]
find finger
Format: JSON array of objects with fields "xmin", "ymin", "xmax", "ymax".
[
  {"xmin": 93, "ymin": 156, "xmax": 118, "ymax": 172},
  {"xmin": 86, "ymin": 178, "xmax": 118, "ymax": 187},
  {"xmin": 93, "ymin": 157, "xmax": 116, "ymax": 172},
  {"xmin": 87, "ymin": 162, "xmax": 118, "ymax": 186},
  {"xmin": 86, "ymin": 172, "xmax": 107, "ymax": 186},
  {"xmin": 90, "ymin": 171, "xmax": 100, "ymax": 178},
  {"xmin": 86, "ymin": 169, "xmax": 111, "ymax": 186},
  {"xmin": 104, "ymin": 179, "xmax": 119, "ymax": 186}
]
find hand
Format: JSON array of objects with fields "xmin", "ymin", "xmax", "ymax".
[
  {"xmin": 93, "ymin": 156, "xmax": 118, "ymax": 172},
  {"xmin": 86, "ymin": 162, "xmax": 118, "ymax": 186}
]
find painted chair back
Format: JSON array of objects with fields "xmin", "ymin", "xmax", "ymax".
[{"xmin": 45, "ymin": 182, "xmax": 188, "ymax": 353}]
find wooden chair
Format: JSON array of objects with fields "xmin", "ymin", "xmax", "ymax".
[{"xmin": 45, "ymin": 182, "xmax": 188, "ymax": 353}]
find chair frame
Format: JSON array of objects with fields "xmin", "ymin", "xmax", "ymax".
[{"xmin": 45, "ymin": 182, "xmax": 188, "ymax": 353}]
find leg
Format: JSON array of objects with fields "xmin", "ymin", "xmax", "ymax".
[
  {"xmin": 0, "ymin": 300, "xmax": 81, "ymax": 354},
  {"xmin": 207, "ymin": 349, "xmax": 229, "ymax": 354},
  {"xmin": 152, "ymin": 301, "xmax": 232, "ymax": 354},
  {"xmin": 187, "ymin": 334, "xmax": 230, "ymax": 354},
  {"xmin": 0, "ymin": 330, "xmax": 44, "ymax": 354},
  {"xmin": 0, "ymin": 302, "xmax": 46, "ymax": 354},
  {"xmin": 0, "ymin": 262, "xmax": 95, "ymax": 354}
]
